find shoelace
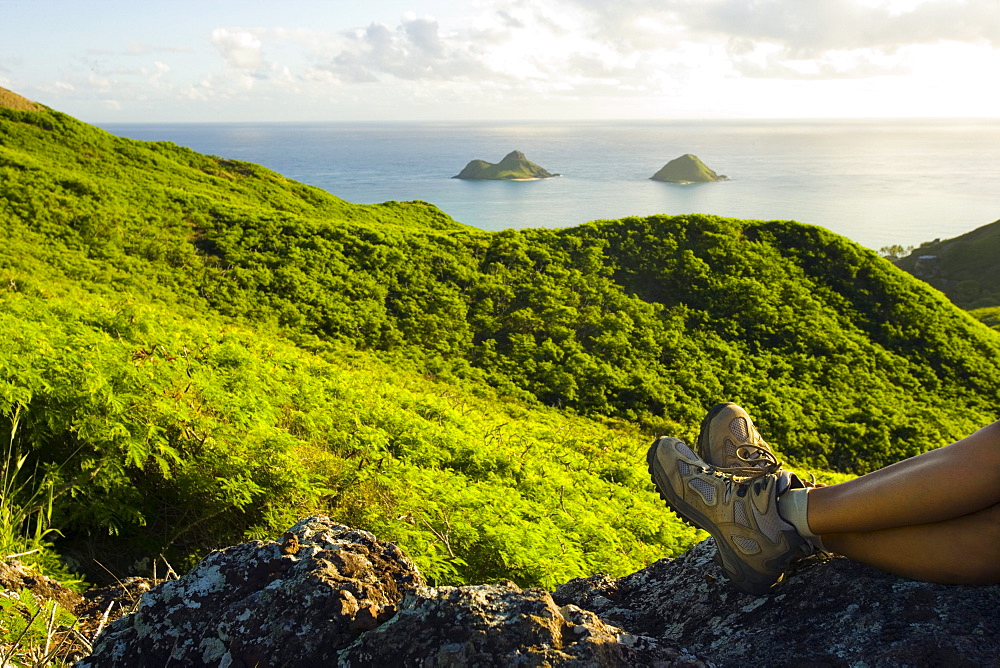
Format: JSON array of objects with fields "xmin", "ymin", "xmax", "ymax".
[
  {"xmin": 697, "ymin": 465, "xmax": 741, "ymax": 499},
  {"xmin": 715, "ymin": 443, "xmax": 782, "ymax": 480}
]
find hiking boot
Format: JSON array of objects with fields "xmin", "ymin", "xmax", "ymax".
[
  {"xmin": 647, "ymin": 436, "xmax": 805, "ymax": 595},
  {"xmin": 697, "ymin": 402, "xmax": 781, "ymax": 478}
]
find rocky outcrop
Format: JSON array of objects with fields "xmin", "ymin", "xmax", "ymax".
[
  {"xmin": 342, "ymin": 581, "xmax": 703, "ymax": 666},
  {"xmin": 651, "ymin": 154, "xmax": 727, "ymax": 183},
  {"xmin": 78, "ymin": 517, "xmax": 425, "ymax": 667},
  {"xmin": 74, "ymin": 518, "xmax": 1000, "ymax": 666},
  {"xmin": 555, "ymin": 539, "xmax": 1000, "ymax": 667},
  {"xmin": 454, "ymin": 150, "xmax": 558, "ymax": 180}
]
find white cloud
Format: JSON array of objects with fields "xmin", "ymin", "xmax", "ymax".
[
  {"xmin": 145, "ymin": 61, "xmax": 171, "ymax": 85},
  {"xmin": 84, "ymin": 0, "xmax": 992, "ymax": 118},
  {"xmin": 316, "ymin": 17, "xmax": 495, "ymax": 83},
  {"xmin": 714, "ymin": 0, "xmax": 997, "ymax": 56},
  {"xmin": 87, "ymin": 74, "xmax": 114, "ymax": 93},
  {"xmin": 567, "ymin": 0, "xmax": 1000, "ymax": 51},
  {"xmin": 540, "ymin": 0, "xmax": 1000, "ymax": 84},
  {"xmin": 211, "ymin": 28, "xmax": 266, "ymax": 70},
  {"xmin": 18, "ymin": 0, "xmax": 997, "ymax": 120}
]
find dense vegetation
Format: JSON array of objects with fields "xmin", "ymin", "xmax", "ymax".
[
  {"xmin": 1, "ymin": 99, "xmax": 998, "ymax": 599},
  {"xmin": 896, "ymin": 218, "xmax": 1000, "ymax": 310}
]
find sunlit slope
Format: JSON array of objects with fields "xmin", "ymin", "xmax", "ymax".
[
  {"xmin": 0, "ymin": 86, "xmax": 44, "ymax": 112},
  {"xmin": 2, "ymin": 286, "xmax": 706, "ymax": 587},
  {"xmin": 2, "ymin": 103, "xmax": 695, "ymax": 586},
  {"xmin": 0, "ymin": 105, "xmax": 464, "ymax": 309},
  {"xmin": 4, "ymin": 104, "xmax": 999, "ymax": 482}
]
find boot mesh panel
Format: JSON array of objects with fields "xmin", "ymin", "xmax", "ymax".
[
  {"xmin": 677, "ymin": 460, "xmax": 691, "ymax": 475},
  {"xmin": 725, "ymin": 438, "xmax": 738, "ymax": 460},
  {"xmin": 730, "ymin": 417, "xmax": 750, "ymax": 440},
  {"xmin": 675, "ymin": 441, "xmax": 698, "ymax": 460},
  {"xmin": 750, "ymin": 494, "xmax": 785, "ymax": 543},
  {"xmin": 734, "ymin": 500, "xmax": 751, "ymax": 528},
  {"xmin": 733, "ymin": 535, "xmax": 760, "ymax": 554},
  {"xmin": 689, "ymin": 478, "xmax": 715, "ymax": 504}
]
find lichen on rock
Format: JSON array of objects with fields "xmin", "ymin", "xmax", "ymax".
[
  {"xmin": 339, "ymin": 580, "xmax": 704, "ymax": 666},
  {"xmin": 77, "ymin": 516, "xmax": 424, "ymax": 667},
  {"xmin": 74, "ymin": 520, "xmax": 1000, "ymax": 667},
  {"xmin": 554, "ymin": 539, "xmax": 1000, "ymax": 667}
]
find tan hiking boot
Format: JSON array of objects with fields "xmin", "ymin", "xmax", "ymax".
[
  {"xmin": 697, "ymin": 402, "xmax": 782, "ymax": 478},
  {"xmin": 647, "ymin": 436, "xmax": 805, "ymax": 595}
]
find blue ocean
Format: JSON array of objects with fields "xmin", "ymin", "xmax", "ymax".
[{"xmin": 99, "ymin": 119, "xmax": 1000, "ymax": 251}]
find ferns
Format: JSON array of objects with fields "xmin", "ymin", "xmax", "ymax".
[{"xmin": 2, "ymin": 104, "xmax": 999, "ymax": 593}]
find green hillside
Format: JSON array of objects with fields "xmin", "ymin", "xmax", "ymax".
[
  {"xmin": 2, "ymin": 99, "xmax": 999, "ymax": 590},
  {"xmin": 453, "ymin": 150, "xmax": 556, "ymax": 180},
  {"xmin": 895, "ymin": 218, "xmax": 1000, "ymax": 310}
]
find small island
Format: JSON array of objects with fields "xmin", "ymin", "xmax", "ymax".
[
  {"xmin": 651, "ymin": 154, "xmax": 727, "ymax": 183},
  {"xmin": 453, "ymin": 150, "xmax": 558, "ymax": 180}
]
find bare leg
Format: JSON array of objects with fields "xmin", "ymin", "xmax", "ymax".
[
  {"xmin": 800, "ymin": 420, "xmax": 1000, "ymax": 584},
  {"xmin": 807, "ymin": 420, "xmax": 1000, "ymax": 535},
  {"xmin": 822, "ymin": 503, "xmax": 1000, "ymax": 584}
]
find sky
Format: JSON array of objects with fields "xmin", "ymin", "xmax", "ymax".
[{"xmin": 2, "ymin": 0, "xmax": 999, "ymax": 122}]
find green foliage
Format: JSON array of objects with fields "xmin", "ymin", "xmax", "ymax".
[
  {"xmin": 895, "ymin": 218, "xmax": 1000, "ymax": 309},
  {"xmin": 2, "ymin": 103, "xmax": 999, "ymax": 592},
  {"xmin": 0, "ymin": 589, "xmax": 78, "ymax": 667},
  {"xmin": 877, "ymin": 244, "xmax": 914, "ymax": 261},
  {"xmin": 0, "ymin": 292, "xmax": 324, "ymax": 577},
  {"xmin": 0, "ymin": 406, "xmax": 68, "ymax": 579},
  {"xmin": 0, "ymin": 288, "xmax": 697, "ymax": 587}
]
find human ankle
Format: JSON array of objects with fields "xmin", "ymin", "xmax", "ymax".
[{"xmin": 777, "ymin": 487, "xmax": 827, "ymax": 552}]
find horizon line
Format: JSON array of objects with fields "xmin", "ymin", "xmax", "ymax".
[{"xmin": 89, "ymin": 115, "xmax": 1000, "ymax": 125}]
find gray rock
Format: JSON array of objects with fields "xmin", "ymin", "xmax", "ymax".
[
  {"xmin": 554, "ymin": 539, "xmax": 1000, "ymax": 667},
  {"xmin": 340, "ymin": 580, "xmax": 706, "ymax": 667},
  {"xmin": 77, "ymin": 516, "xmax": 424, "ymax": 667},
  {"xmin": 75, "ymin": 522, "xmax": 1000, "ymax": 667}
]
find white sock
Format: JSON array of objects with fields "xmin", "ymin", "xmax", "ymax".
[{"xmin": 777, "ymin": 488, "xmax": 827, "ymax": 553}]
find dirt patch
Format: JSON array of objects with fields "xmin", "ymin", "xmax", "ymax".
[{"xmin": 0, "ymin": 87, "xmax": 44, "ymax": 112}]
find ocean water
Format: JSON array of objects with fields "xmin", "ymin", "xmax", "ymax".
[{"xmin": 99, "ymin": 119, "xmax": 1000, "ymax": 250}]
